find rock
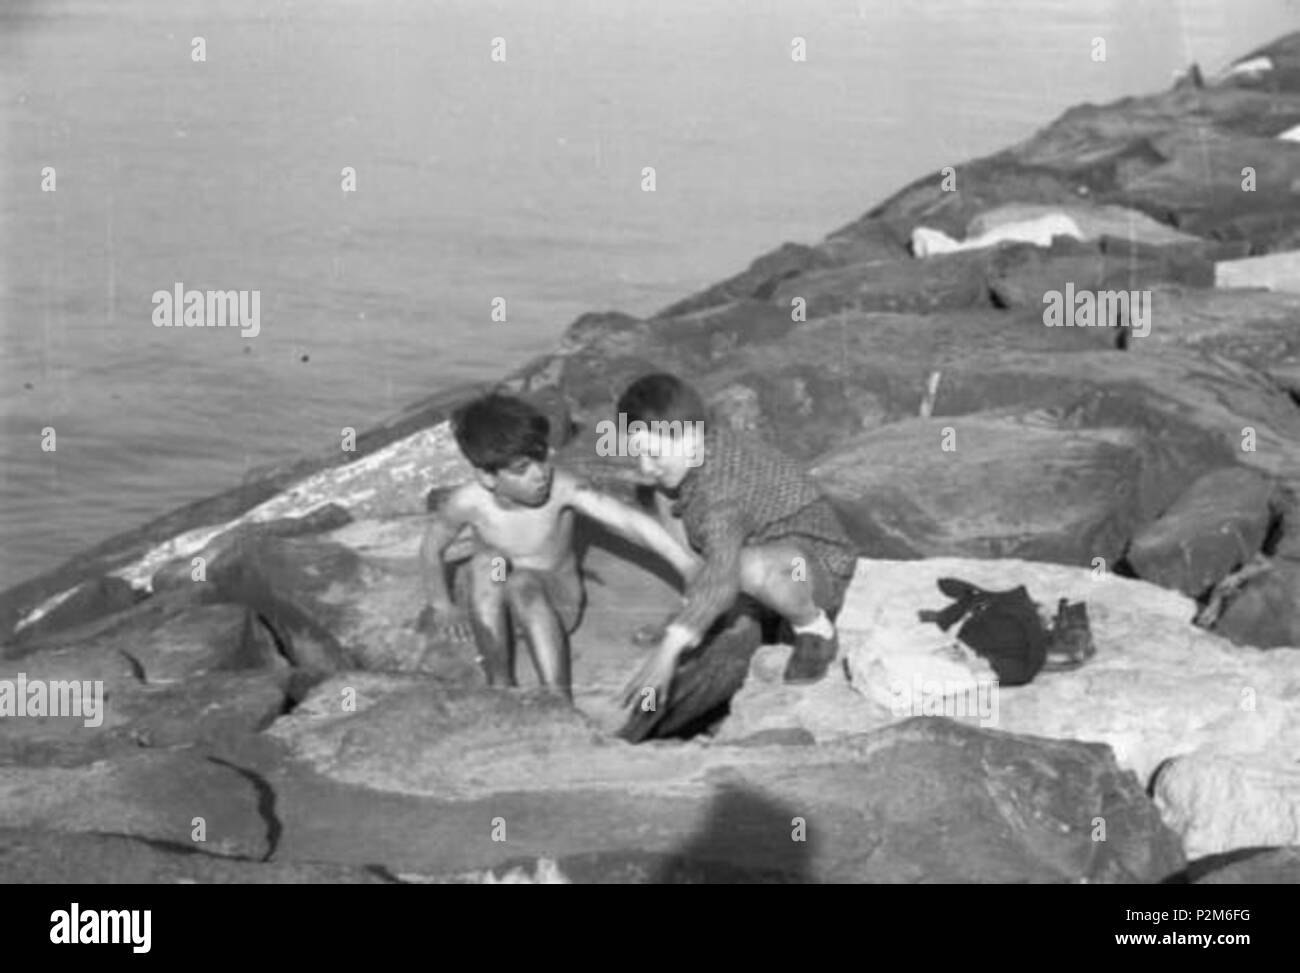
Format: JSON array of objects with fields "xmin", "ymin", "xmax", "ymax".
[
  {"xmin": 864, "ymin": 154, "xmax": 1093, "ymax": 240},
  {"xmin": 0, "ymin": 829, "xmax": 393, "ymax": 883},
  {"xmin": 0, "ymin": 751, "xmax": 271, "ymax": 858},
  {"xmin": 270, "ymin": 669, "xmax": 786, "ymax": 799},
  {"xmin": 1111, "ymin": 129, "xmax": 1300, "ymax": 250},
  {"xmin": 1219, "ymin": 32, "xmax": 1300, "ymax": 94},
  {"xmin": 1154, "ymin": 749, "xmax": 1300, "ymax": 859},
  {"xmin": 712, "ymin": 557, "xmax": 1299, "ymax": 858},
  {"xmin": 811, "ymin": 412, "xmax": 1214, "ymax": 566},
  {"xmin": 1216, "ymin": 250, "xmax": 1300, "ymax": 293},
  {"xmin": 265, "ymin": 682, "xmax": 1181, "ymax": 881},
  {"xmin": 714, "ymin": 717, "xmax": 1184, "ymax": 883},
  {"xmin": 1125, "ymin": 466, "xmax": 1279, "ymax": 598},
  {"xmin": 205, "ymin": 534, "xmax": 366, "ymax": 675},
  {"xmin": 771, "ymin": 249, "xmax": 993, "ymax": 316},
  {"xmin": 0, "ymin": 594, "xmax": 286, "ymax": 765},
  {"xmin": 1124, "ymin": 286, "xmax": 1300, "ymax": 368},
  {"xmin": 986, "ymin": 235, "xmax": 1215, "ymax": 311},
  {"xmin": 657, "ymin": 243, "xmax": 835, "ymax": 318},
  {"xmin": 110, "ymin": 669, "xmax": 290, "ymax": 751},
  {"xmin": 1193, "ymin": 846, "xmax": 1300, "ymax": 883},
  {"xmin": 0, "ymin": 385, "xmax": 480, "ymax": 641},
  {"xmin": 717, "ymin": 643, "xmax": 896, "ymax": 743},
  {"xmin": 967, "ymin": 202, "xmax": 1207, "ymax": 247},
  {"xmin": 10, "ymin": 576, "xmax": 142, "ymax": 644},
  {"xmin": 1213, "ymin": 557, "xmax": 1300, "ymax": 648},
  {"xmin": 912, "ymin": 212, "xmax": 1084, "ymax": 256}
]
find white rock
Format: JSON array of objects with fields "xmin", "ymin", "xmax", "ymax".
[
  {"xmin": 911, "ymin": 213, "xmax": 1084, "ymax": 258},
  {"xmin": 729, "ymin": 557, "xmax": 1300, "ymax": 856}
]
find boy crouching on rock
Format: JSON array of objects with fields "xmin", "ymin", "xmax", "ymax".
[
  {"xmin": 615, "ymin": 373, "xmax": 858, "ymax": 712},
  {"xmin": 419, "ymin": 393, "xmax": 701, "ymax": 701}
]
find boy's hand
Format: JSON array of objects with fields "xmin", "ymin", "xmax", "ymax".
[
  {"xmin": 619, "ymin": 624, "xmax": 696, "ymax": 712},
  {"xmin": 620, "ymin": 643, "xmax": 681, "ymax": 712},
  {"xmin": 417, "ymin": 603, "xmax": 474, "ymax": 644}
]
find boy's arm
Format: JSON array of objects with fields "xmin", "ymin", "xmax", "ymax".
[
  {"xmin": 419, "ymin": 491, "xmax": 472, "ymax": 612},
  {"xmin": 658, "ymin": 513, "xmax": 747, "ymax": 655},
  {"xmin": 619, "ymin": 513, "xmax": 747, "ymax": 708},
  {"xmin": 567, "ymin": 479, "xmax": 702, "ymax": 582}
]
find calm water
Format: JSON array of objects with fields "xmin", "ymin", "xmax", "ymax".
[{"xmin": 2, "ymin": 0, "xmax": 1296, "ymax": 590}]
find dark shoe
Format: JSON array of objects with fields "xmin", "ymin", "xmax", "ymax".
[{"xmin": 784, "ymin": 630, "xmax": 839, "ymax": 684}]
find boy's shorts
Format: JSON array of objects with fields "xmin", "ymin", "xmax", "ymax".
[
  {"xmin": 452, "ymin": 558, "xmax": 586, "ymax": 635},
  {"xmin": 777, "ymin": 533, "xmax": 857, "ymax": 622}
]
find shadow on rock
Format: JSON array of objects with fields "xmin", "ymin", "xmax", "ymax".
[{"xmin": 650, "ymin": 782, "xmax": 814, "ymax": 883}]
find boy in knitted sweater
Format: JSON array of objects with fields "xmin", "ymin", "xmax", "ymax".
[{"xmin": 615, "ymin": 373, "xmax": 858, "ymax": 712}]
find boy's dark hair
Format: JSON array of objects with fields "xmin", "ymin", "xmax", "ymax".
[
  {"xmin": 615, "ymin": 373, "xmax": 709, "ymax": 425},
  {"xmin": 451, "ymin": 393, "xmax": 550, "ymax": 473}
]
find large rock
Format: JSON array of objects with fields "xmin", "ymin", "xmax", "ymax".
[
  {"xmin": 1125, "ymin": 466, "xmax": 1279, "ymax": 598},
  {"xmin": 1154, "ymin": 750, "xmax": 1300, "ymax": 860},
  {"xmin": 264, "ymin": 679, "xmax": 1181, "ymax": 881},
  {"xmin": 0, "ymin": 385, "xmax": 482, "ymax": 641},
  {"xmin": 1213, "ymin": 557, "xmax": 1300, "ymax": 649},
  {"xmin": 0, "ymin": 593, "xmax": 286, "ymax": 766},
  {"xmin": 0, "ymin": 752, "xmax": 271, "ymax": 858},
  {"xmin": 712, "ymin": 556, "xmax": 1300, "ymax": 858},
  {"xmin": 985, "ymin": 235, "xmax": 1215, "ymax": 310},
  {"xmin": 0, "ymin": 829, "xmax": 392, "ymax": 884},
  {"xmin": 1193, "ymin": 846, "xmax": 1300, "ymax": 884},
  {"xmin": 811, "ymin": 411, "xmax": 1216, "ymax": 566}
]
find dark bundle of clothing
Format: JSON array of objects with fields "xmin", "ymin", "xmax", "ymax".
[{"xmin": 918, "ymin": 578, "xmax": 1096, "ymax": 686}]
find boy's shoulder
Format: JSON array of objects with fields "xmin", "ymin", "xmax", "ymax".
[
  {"xmin": 435, "ymin": 479, "xmax": 492, "ymax": 519},
  {"xmin": 697, "ymin": 426, "xmax": 805, "ymax": 484},
  {"xmin": 550, "ymin": 466, "xmax": 598, "ymax": 502}
]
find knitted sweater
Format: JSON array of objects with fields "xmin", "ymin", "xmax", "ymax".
[{"xmin": 668, "ymin": 426, "xmax": 858, "ymax": 637}]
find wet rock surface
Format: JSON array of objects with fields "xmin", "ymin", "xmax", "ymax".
[{"xmin": 4, "ymin": 31, "xmax": 1300, "ymax": 881}]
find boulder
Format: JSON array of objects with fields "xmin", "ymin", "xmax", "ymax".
[
  {"xmin": 1154, "ymin": 749, "xmax": 1300, "ymax": 859},
  {"xmin": 717, "ymin": 557, "xmax": 1299, "ymax": 858},
  {"xmin": 1213, "ymin": 557, "xmax": 1300, "ymax": 648},
  {"xmin": 0, "ymin": 751, "xmax": 271, "ymax": 859},
  {"xmin": 9, "ymin": 576, "xmax": 142, "ymax": 644},
  {"xmin": 967, "ymin": 203, "xmax": 1206, "ymax": 247},
  {"xmin": 656, "ymin": 243, "xmax": 835, "ymax": 318},
  {"xmin": 0, "ymin": 829, "xmax": 393, "ymax": 884},
  {"xmin": 1193, "ymin": 846, "xmax": 1300, "ymax": 884},
  {"xmin": 265, "ymin": 679, "xmax": 1182, "ymax": 881},
  {"xmin": 771, "ymin": 249, "xmax": 993, "ymax": 317},
  {"xmin": 810, "ymin": 412, "xmax": 1212, "ymax": 566},
  {"xmin": 985, "ymin": 235, "xmax": 1215, "ymax": 311},
  {"xmin": 1125, "ymin": 466, "xmax": 1279, "ymax": 598}
]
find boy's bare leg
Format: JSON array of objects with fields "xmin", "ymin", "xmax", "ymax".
[
  {"xmin": 738, "ymin": 542, "xmax": 839, "ymax": 683},
  {"xmin": 505, "ymin": 569, "xmax": 572, "ymax": 700},
  {"xmin": 737, "ymin": 542, "xmax": 822, "ymax": 627},
  {"xmin": 466, "ymin": 551, "xmax": 515, "ymax": 687}
]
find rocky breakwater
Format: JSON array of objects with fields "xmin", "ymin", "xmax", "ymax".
[{"xmin": 3, "ymin": 34, "xmax": 1300, "ymax": 882}]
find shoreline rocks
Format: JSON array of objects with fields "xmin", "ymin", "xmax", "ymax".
[{"xmin": 5, "ymin": 30, "xmax": 1300, "ymax": 881}]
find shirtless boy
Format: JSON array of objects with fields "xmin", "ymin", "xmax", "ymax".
[{"xmin": 419, "ymin": 393, "xmax": 700, "ymax": 700}]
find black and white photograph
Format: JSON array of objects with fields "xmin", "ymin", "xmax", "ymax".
[{"xmin": 2, "ymin": 0, "xmax": 1299, "ymax": 919}]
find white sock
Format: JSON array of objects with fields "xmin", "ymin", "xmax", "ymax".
[{"xmin": 792, "ymin": 610, "xmax": 835, "ymax": 640}]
